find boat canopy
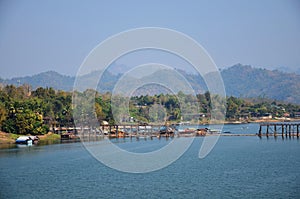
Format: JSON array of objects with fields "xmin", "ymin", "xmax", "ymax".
[{"xmin": 16, "ymin": 136, "xmax": 31, "ymax": 141}]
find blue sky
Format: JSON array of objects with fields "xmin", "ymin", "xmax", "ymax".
[{"xmin": 0, "ymin": 0, "xmax": 299, "ymax": 78}]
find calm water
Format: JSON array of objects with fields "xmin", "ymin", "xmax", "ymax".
[{"xmin": 0, "ymin": 123, "xmax": 299, "ymax": 199}]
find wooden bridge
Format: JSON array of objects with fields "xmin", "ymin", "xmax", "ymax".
[
  {"xmin": 68, "ymin": 124, "xmax": 176, "ymax": 137},
  {"xmin": 258, "ymin": 122, "xmax": 300, "ymax": 137}
]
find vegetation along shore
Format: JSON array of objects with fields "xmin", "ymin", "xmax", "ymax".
[{"xmin": 0, "ymin": 84, "xmax": 300, "ymax": 144}]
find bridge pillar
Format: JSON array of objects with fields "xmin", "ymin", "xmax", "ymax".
[{"xmin": 258, "ymin": 125, "xmax": 262, "ymax": 137}]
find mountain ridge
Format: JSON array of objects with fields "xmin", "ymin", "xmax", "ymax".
[{"xmin": 1, "ymin": 64, "xmax": 299, "ymax": 104}]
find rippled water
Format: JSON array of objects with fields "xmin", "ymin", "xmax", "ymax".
[{"xmin": 0, "ymin": 124, "xmax": 299, "ymax": 198}]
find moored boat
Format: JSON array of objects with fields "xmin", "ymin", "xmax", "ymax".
[{"xmin": 15, "ymin": 135, "xmax": 39, "ymax": 145}]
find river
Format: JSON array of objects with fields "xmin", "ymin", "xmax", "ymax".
[{"xmin": 0, "ymin": 123, "xmax": 299, "ymax": 198}]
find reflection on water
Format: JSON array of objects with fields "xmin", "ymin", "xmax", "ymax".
[{"xmin": 0, "ymin": 143, "xmax": 16, "ymax": 150}]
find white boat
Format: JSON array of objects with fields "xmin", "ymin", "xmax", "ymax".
[{"xmin": 15, "ymin": 136, "xmax": 38, "ymax": 145}]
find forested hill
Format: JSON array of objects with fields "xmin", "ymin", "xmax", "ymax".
[
  {"xmin": 1, "ymin": 64, "xmax": 300, "ymax": 104},
  {"xmin": 1, "ymin": 71, "xmax": 75, "ymax": 91},
  {"xmin": 221, "ymin": 64, "xmax": 300, "ymax": 103}
]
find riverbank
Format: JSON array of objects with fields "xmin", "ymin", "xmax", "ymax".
[
  {"xmin": 38, "ymin": 133, "xmax": 61, "ymax": 144},
  {"xmin": 0, "ymin": 132, "xmax": 19, "ymax": 144},
  {"xmin": 1, "ymin": 119, "xmax": 298, "ymax": 145},
  {"xmin": 0, "ymin": 132, "xmax": 61, "ymax": 144}
]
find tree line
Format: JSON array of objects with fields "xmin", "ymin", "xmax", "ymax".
[{"xmin": 0, "ymin": 84, "xmax": 299, "ymax": 135}]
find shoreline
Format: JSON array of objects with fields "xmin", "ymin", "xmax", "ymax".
[
  {"xmin": 0, "ymin": 132, "xmax": 61, "ymax": 145},
  {"xmin": 182, "ymin": 118, "xmax": 300, "ymax": 125},
  {"xmin": 0, "ymin": 132, "xmax": 298, "ymax": 148},
  {"xmin": 1, "ymin": 119, "xmax": 299, "ymax": 145}
]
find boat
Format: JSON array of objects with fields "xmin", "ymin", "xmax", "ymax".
[
  {"xmin": 159, "ymin": 126, "xmax": 174, "ymax": 134},
  {"xmin": 207, "ymin": 129, "xmax": 221, "ymax": 134},
  {"xmin": 15, "ymin": 136, "xmax": 39, "ymax": 145},
  {"xmin": 61, "ymin": 133, "xmax": 80, "ymax": 140},
  {"xmin": 196, "ymin": 128, "xmax": 208, "ymax": 136},
  {"xmin": 176, "ymin": 128, "xmax": 197, "ymax": 137}
]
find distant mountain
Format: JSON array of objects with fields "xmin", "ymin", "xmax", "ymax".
[
  {"xmin": 1, "ymin": 71, "xmax": 74, "ymax": 91},
  {"xmin": 1, "ymin": 64, "xmax": 300, "ymax": 104},
  {"xmin": 272, "ymin": 66, "xmax": 300, "ymax": 75},
  {"xmin": 0, "ymin": 70, "xmax": 120, "ymax": 92},
  {"xmin": 221, "ymin": 64, "xmax": 300, "ymax": 103},
  {"xmin": 74, "ymin": 70, "xmax": 121, "ymax": 92}
]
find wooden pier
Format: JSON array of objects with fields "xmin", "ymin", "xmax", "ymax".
[
  {"xmin": 76, "ymin": 124, "xmax": 176, "ymax": 138},
  {"xmin": 62, "ymin": 124, "xmax": 214, "ymax": 141},
  {"xmin": 258, "ymin": 122, "xmax": 300, "ymax": 138}
]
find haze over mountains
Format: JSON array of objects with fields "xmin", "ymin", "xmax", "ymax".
[{"xmin": 1, "ymin": 64, "xmax": 299, "ymax": 104}]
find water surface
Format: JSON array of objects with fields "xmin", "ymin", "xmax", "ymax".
[{"xmin": 0, "ymin": 124, "xmax": 299, "ymax": 198}]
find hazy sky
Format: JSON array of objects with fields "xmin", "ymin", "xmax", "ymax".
[{"xmin": 0, "ymin": 0, "xmax": 299, "ymax": 78}]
